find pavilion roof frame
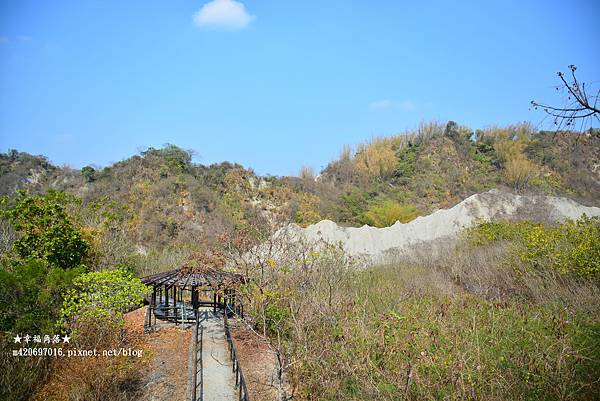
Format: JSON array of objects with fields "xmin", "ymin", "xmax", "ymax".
[{"xmin": 141, "ymin": 266, "xmax": 245, "ymax": 291}]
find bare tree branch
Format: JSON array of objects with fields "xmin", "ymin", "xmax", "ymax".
[{"xmin": 531, "ymin": 65, "xmax": 599, "ymax": 132}]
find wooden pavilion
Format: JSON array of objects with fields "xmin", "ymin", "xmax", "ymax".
[{"xmin": 140, "ymin": 266, "xmax": 246, "ymax": 331}]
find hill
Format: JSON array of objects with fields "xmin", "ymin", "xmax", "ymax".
[
  {"xmin": 2, "ymin": 122, "xmax": 599, "ymax": 275},
  {"xmin": 2, "ymin": 122, "xmax": 600, "ymax": 401},
  {"xmin": 314, "ymin": 122, "xmax": 600, "ymax": 226}
]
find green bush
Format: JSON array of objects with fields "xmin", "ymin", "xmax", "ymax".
[
  {"xmin": 362, "ymin": 200, "xmax": 418, "ymax": 227},
  {"xmin": 467, "ymin": 216, "xmax": 600, "ymax": 279},
  {"xmin": 258, "ymin": 303, "xmax": 290, "ymax": 337},
  {"xmin": 337, "ymin": 186, "xmax": 370, "ymax": 224},
  {"xmin": 394, "ymin": 144, "xmax": 419, "ymax": 180},
  {"xmin": 60, "ymin": 269, "xmax": 147, "ymax": 332}
]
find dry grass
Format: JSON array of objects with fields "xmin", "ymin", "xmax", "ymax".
[
  {"xmin": 246, "ymin": 237, "xmax": 600, "ymax": 401},
  {"xmin": 31, "ymin": 308, "xmax": 150, "ymax": 401},
  {"xmin": 29, "ymin": 307, "xmax": 193, "ymax": 401}
]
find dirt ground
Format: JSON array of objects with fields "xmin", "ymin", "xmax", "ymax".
[
  {"xmin": 232, "ymin": 326, "xmax": 278, "ymax": 401},
  {"xmin": 128, "ymin": 307, "xmax": 191, "ymax": 401}
]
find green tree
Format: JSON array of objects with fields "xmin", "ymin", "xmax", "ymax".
[
  {"xmin": 0, "ymin": 259, "xmax": 84, "ymax": 333},
  {"xmin": 81, "ymin": 165, "xmax": 96, "ymax": 182},
  {"xmin": 3, "ymin": 190, "xmax": 89, "ymax": 269}
]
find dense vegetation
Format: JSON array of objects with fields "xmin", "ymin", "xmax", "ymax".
[
  {"xmin": 318, "ymin": 122, "xmax": 600, "ymax": 226},
  {"xmin": 0, "ymin": 192, "xmax": 146, "ymax": 401},
  {"xmin": 240, "ymin": 218, "xmax": 600, "ymax": 401},
  {"xmin": 1, "ymin": 122, "xmax": 600, "ymax": 400}
]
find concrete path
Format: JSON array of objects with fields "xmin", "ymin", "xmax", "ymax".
[{"xmin": 196, "ymin": 307, "xmax": 237, "ymax": 401}]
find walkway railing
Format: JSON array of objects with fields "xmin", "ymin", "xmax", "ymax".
[
  {"xmin": 224, "ymin": 305, "xmax": 251, "ymax": 401},
  {"xmin": 192, "ymin": 313, "xmax": 204, "ymax": 401}
]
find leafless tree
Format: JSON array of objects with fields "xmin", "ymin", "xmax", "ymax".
[{"xmin": 531, "ymin": 65, "xmax": 599, "ymax": 132}]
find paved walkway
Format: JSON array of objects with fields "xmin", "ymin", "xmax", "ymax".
[{"xmin": 195, "ymin": 307, "xmax": 237, "ymax": 401}]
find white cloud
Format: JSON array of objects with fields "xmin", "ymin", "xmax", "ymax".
[
  {"xmin": 398, "ymin": 100, "xmax": 415, "ymax": 111},
  {"xmin": 369, "ymin": 99, "xmax": 393, "ymax": 110},
  {"xmin": 193, "ymin": 0, "xmax": 255, "ymax": 30},
  {"xmin": 369, "ymin": 99, "xmax": 416, "ymax": 111}
]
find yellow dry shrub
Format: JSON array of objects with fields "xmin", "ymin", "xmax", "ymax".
[
  {"xmin": 504, "ymin": 156, "xmax": 536, "ymax": 190},
  {"xmin": 354, "ymin": 136, "xmax": 405, "ymax": 178},
  {"xmin": 299, "ymin": 165, "xmax": 316, "ymax": 181},
  {"xmin": 494, "ymin": 139, "xmax": 525, "ymax": 165},
  {"xmin": 494, "ymin": 138, "xmax": 538, "ymax": 190}
]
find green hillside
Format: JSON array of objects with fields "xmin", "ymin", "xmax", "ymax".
[
  {"xmin": 2, "ymin": 123, "xmax": 599, "ymax": 263},
  {"xmin": 2, "ymin": 122, "xmax": 600, "ymax": 401}
]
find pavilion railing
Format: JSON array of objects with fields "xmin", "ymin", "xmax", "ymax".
[
  {"xmin": 223, "ymin": 304, "xmax": 251, "ymax": 401},
  {"xmin": 192, "ymin": 313, "xmax": 204, "ymax": 401}
]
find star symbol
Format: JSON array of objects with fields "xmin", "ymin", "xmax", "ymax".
[
  {"xmin": 13, "ymin": 334, "xmax": 22, "ymax": 343},
  {"xmin": 62, "ymin": 334, "xmax": 71, "ymax": 344}
]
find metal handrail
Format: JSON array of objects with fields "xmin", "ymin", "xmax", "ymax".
[
  {"xmin": 199, "ymin": 323, "xmax": 203, "ymax": 401},
  {"xmin": 192, "ymin": 314, "xmax": 204, "ymax": 401},
  {"xmin": 223, "ymin": 305, "xmax": 251, "ymax": 401}
]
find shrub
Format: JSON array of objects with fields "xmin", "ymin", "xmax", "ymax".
[
  {"xmin": 493, "ymin": 138, "xmax": 539, "ymax": 190},
  {"xmin": 0, "ymin": 259, "xmax": 84, "ymax": 333},
  {"xmin": 299, "ymin": 165, "xmax": 316, "ymax": 181},
  {"xmin": 467, "ymin": 216, "xmax": 600, "ymax": 279},
  {"xmin": 354, "ymin": 137, "xmax": 405, "ymax": 178},
  {"xmin": 282, "ymin": 263, "xmax": 600, "ymax": 401},
  {"xmin": 337, "ymin": 187, "xmax": 370, "ymax": 224},
  {"xmin": 394, "ymin": 144, "xmax": 419, "ymax": 180},
  {"xmin": 504, "ymin": 156, "xmax": 536, "ymax": 190},
  {"xmin": 294, "ymin": 193, "xmax": 322, "ymax": 227},
  {"xmin": 60, "ymin": 269, "xmax": 147, "ymax": 337},
  {"xmin": 0, "ymin": 258, "xmax": 83, "ymax": 401},
  {"xmin": 362, "ymin": 200, "xmax": 418, "ymax": 227},
  {"xmin": 260, "ymin": 303, "xmax": 290, "ymax": 337}
]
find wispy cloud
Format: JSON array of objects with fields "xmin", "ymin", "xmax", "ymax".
[
  {"xmin": 0, "ymin": 35, "xmax": 34, "ymax": 44},
  {"xmin": 369, "ymin": 99, "xmax": 393, "ymax": 110},
  {"xmin": 369, "ymin": 99, "xmax": 416, "ymax": 111},
  {"xmin": 193, "ymin": 0, "xmax": 255, "ymax": 30},
  {"xmin": 398, "ymin": 100, "xmax": 415, "ymax": 111}
]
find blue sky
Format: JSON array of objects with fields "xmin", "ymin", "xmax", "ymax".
[{"xmin": 1, "ymin": 0, "xmax": 599, "ymax": 176}]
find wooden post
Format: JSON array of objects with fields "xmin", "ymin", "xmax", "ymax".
[
  {"xmin": 213, "ymin": 291, "xmax": 217, "ymax": 313},
  {"xmin": 191, "ymin": 286, "xmax": 196, "ymax": 309}
]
